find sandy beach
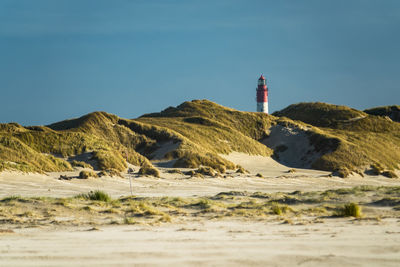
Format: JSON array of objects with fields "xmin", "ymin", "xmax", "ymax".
[
  {"xmin": 1, "ymin": 153, "xmax": 400, "ymax": 266},
  {"xmin": 2, "ymin": 218, "xmax": 400, "ymax": 266}
]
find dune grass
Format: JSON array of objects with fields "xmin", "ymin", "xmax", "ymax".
[
  {"xmin": 138, "ymin": 165, "xmax": 160, "ymax": 177},
  {"xmin": 338, "ymin": 203, "xmax": 362, "ymax": 218},
  {"xmin": 273, "ymin": 102, "xmax": 400, "ymax": 174},
  {"xmin": 364, "ymin": 105, "xmax": 400, "ymax": 122},
  {"xmin": 273, "ymin": 102, "xmax": 366, "ymax": 127},
  {"xmin": 75, "ymin": 190, "xmax": 112, "ymax": 202},
  {"xmin": 1, "ymin": 186, "xmax": 399, "ymax": 227},
  {"xmin": 1, "ymin": 100, "xmax": 399, "ymax": 175},
  {"xmin": 79, "ymin": 170, "xmax": 98, "ymax": 179},
  {"xmin": 71, "ymin": 160, "xmax": 93, "ymax": 169}
]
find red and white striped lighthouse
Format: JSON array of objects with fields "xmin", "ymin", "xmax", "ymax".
[{"xmin": 256, "ymin": 75, "xmax": 269, "ymax": 113}]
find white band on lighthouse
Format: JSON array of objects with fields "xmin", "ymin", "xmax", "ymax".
[
  {"xmin": 257, "ymin": 102, "xmax": 268, "ymax": 114},
  {"xmin": 256, "ymin": 74, "xmax": 269, "ymax": 114}
]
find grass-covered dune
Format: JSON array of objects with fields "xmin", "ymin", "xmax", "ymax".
[
  {"xmin": 364, "ymin": 105, "xmax": 400, "ymax": 123},
  {"xmin": 272, "ymin": 102, "xmax": 400, "ymax": 174},
  {"xmin": 0, "ymin": 100, "xmax": 274, "ymax": 173},
  {"xmin": 273, "ymin": 102, "xmax": 367, "ymax": 128},
  {"xmin": 0, "ymin": 100, "xmax": 399, "ymax": 177}
]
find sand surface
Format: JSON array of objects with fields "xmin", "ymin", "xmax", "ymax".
[
  {"xmin": 0, "ymin": 152, "xmax": 399, "ymax": 199},
  {"xmin": 1, "ymin": 219, "xmax": 400, "ymax": 266},
  {"xmin": 1, "ymin": 152, "xmax": 400, "ymax": 266}
]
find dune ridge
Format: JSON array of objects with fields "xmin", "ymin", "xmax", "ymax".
[{"xmin": 0, "ymin": 100, "xmax": 399, "ymax": 177}]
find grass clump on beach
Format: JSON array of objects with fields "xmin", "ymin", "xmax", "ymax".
[
  {"xmin": 338, "ymin": 203, "xmax": 362, "ymax": 218},
  {"xmin": 138, "ymin": 165, "xmax": 160, "ymax": 177},
  {"xmin": 76, "ymin": 190, "xmax": 112, "ymax": 202},
  {"xmin": 79, "ymin": 170, "xmax": 97, "ymax": 179},
  {"xmin": 2, "ymin": 186, "xmax": 400, "ymax": 227}
]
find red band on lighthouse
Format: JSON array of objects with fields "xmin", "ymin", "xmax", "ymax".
[{"xmin": 256, "ymin": 75, "xmax": 269, "ymax": 114}]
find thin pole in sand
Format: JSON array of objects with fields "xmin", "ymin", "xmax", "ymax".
[
  {"xmin": 126, "ymin": 149, "xmax": 133, "ymax": 197},
  {"xmin": 129, "ymin": 174, "xmax": 133, "ymax": 197}
]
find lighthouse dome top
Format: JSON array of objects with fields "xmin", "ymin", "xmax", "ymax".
[{"xmin": 258, "ymin": 75, "xmax": 265, "ymax": 80}]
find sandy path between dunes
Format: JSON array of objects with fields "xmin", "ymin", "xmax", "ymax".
[
  {"xmin": 0, "ymin": 152, "xmax": 399, "ymax": 198},
  {"xmin": 1, "ymin": 218, "xmax": 400, "ymax": 266}
]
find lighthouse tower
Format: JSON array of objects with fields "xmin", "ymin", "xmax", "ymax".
[{"xmin": 256, "ymin": 75, "xmax": 269, "ymax": 113}]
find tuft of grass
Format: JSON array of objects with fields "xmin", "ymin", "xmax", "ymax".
[
  {"xmin": 124, "ymin": 217, "xmax": 137, "ymax": 225},
  {"xmin": 138, "ymin": 165, "xmax": 160, "ymax": 177},
  {"xmin": 98, "ymin": 168, "xmax": 122, "ymax": 177},
  {"xmin": 336, "ymin": 167, "xmax": 351, "ymax": 178},
  {"xmin": 256, "ymin": 173, "xmax": 263, "ymax": 178},
  {"xmin": 76, "ymin": 190, "xmax": 112, "ymax": 202},
  {"xmin": 236, "ymin": 165, "xmax": 249, "ymax": 174},
  {"xmin": 339, "ymin": 203, "xmax": 362, "ymax": 218},
  {"xmin": 196, "ymin": 166, "xmax": 217, "ymax": 177},
  {"xmin": 184, "ymin": 170, "xmax": 204, "ymax": 178},
  {"xmin": 0, "ymin": 195, "xmax": 22, "ymax": 202},
  {"xmin": 270, "ymin": 203, "xmax": 291, "ymax": 215},
  {"xmin": 79, "ymin": 170, "xmax": 98, "ymax": 179},
  {"xmin": 271, "ymin": 204, "xmax": 282, "ymax": 215}
]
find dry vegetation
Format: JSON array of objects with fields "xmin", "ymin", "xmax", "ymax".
[
  {"xmin": 273, "ymin": 102, "xmax": 400, "ymax": 176},
  {"xmin": 0, "ymin": 186, "xmax": 399, "ymax": 227},
  {"xmin": 1, "ymin": 100, "xmax": 399, "ymax": 177},
  {"xmin": 364, "ymin": 105, "xmax": 400, "ymax": 122}
]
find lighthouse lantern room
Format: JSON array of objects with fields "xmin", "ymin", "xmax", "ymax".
[{"xmin": 256, "ymin": 75, "xmax": 269, "ymax": 114}]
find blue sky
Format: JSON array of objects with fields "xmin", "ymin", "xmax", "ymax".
[{"xmin": 1, "ymin": 0, "xmax": 399, "ymax": 125}]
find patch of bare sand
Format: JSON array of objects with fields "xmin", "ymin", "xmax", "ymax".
[
  {"xmin": 1, "ymin": 153, "xmax": 399, "ymax": 199},
  {"xmin": 1, "ymin": 218, "xmax": 399, "ymax": 266}
]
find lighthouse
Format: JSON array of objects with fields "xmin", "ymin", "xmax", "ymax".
[{"xmin": 256, "ymin": 75, "xmax": 269, "ymax": 113}]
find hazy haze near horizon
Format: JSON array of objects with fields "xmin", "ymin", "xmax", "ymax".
[{"xmin": 0, "ymin": 0, "xmax": 399, "ymax": 125}]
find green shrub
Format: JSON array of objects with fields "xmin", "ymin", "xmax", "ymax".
[{"xmin": 256, "ymin": 173, "xmax": 263, "ymax": 178}]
